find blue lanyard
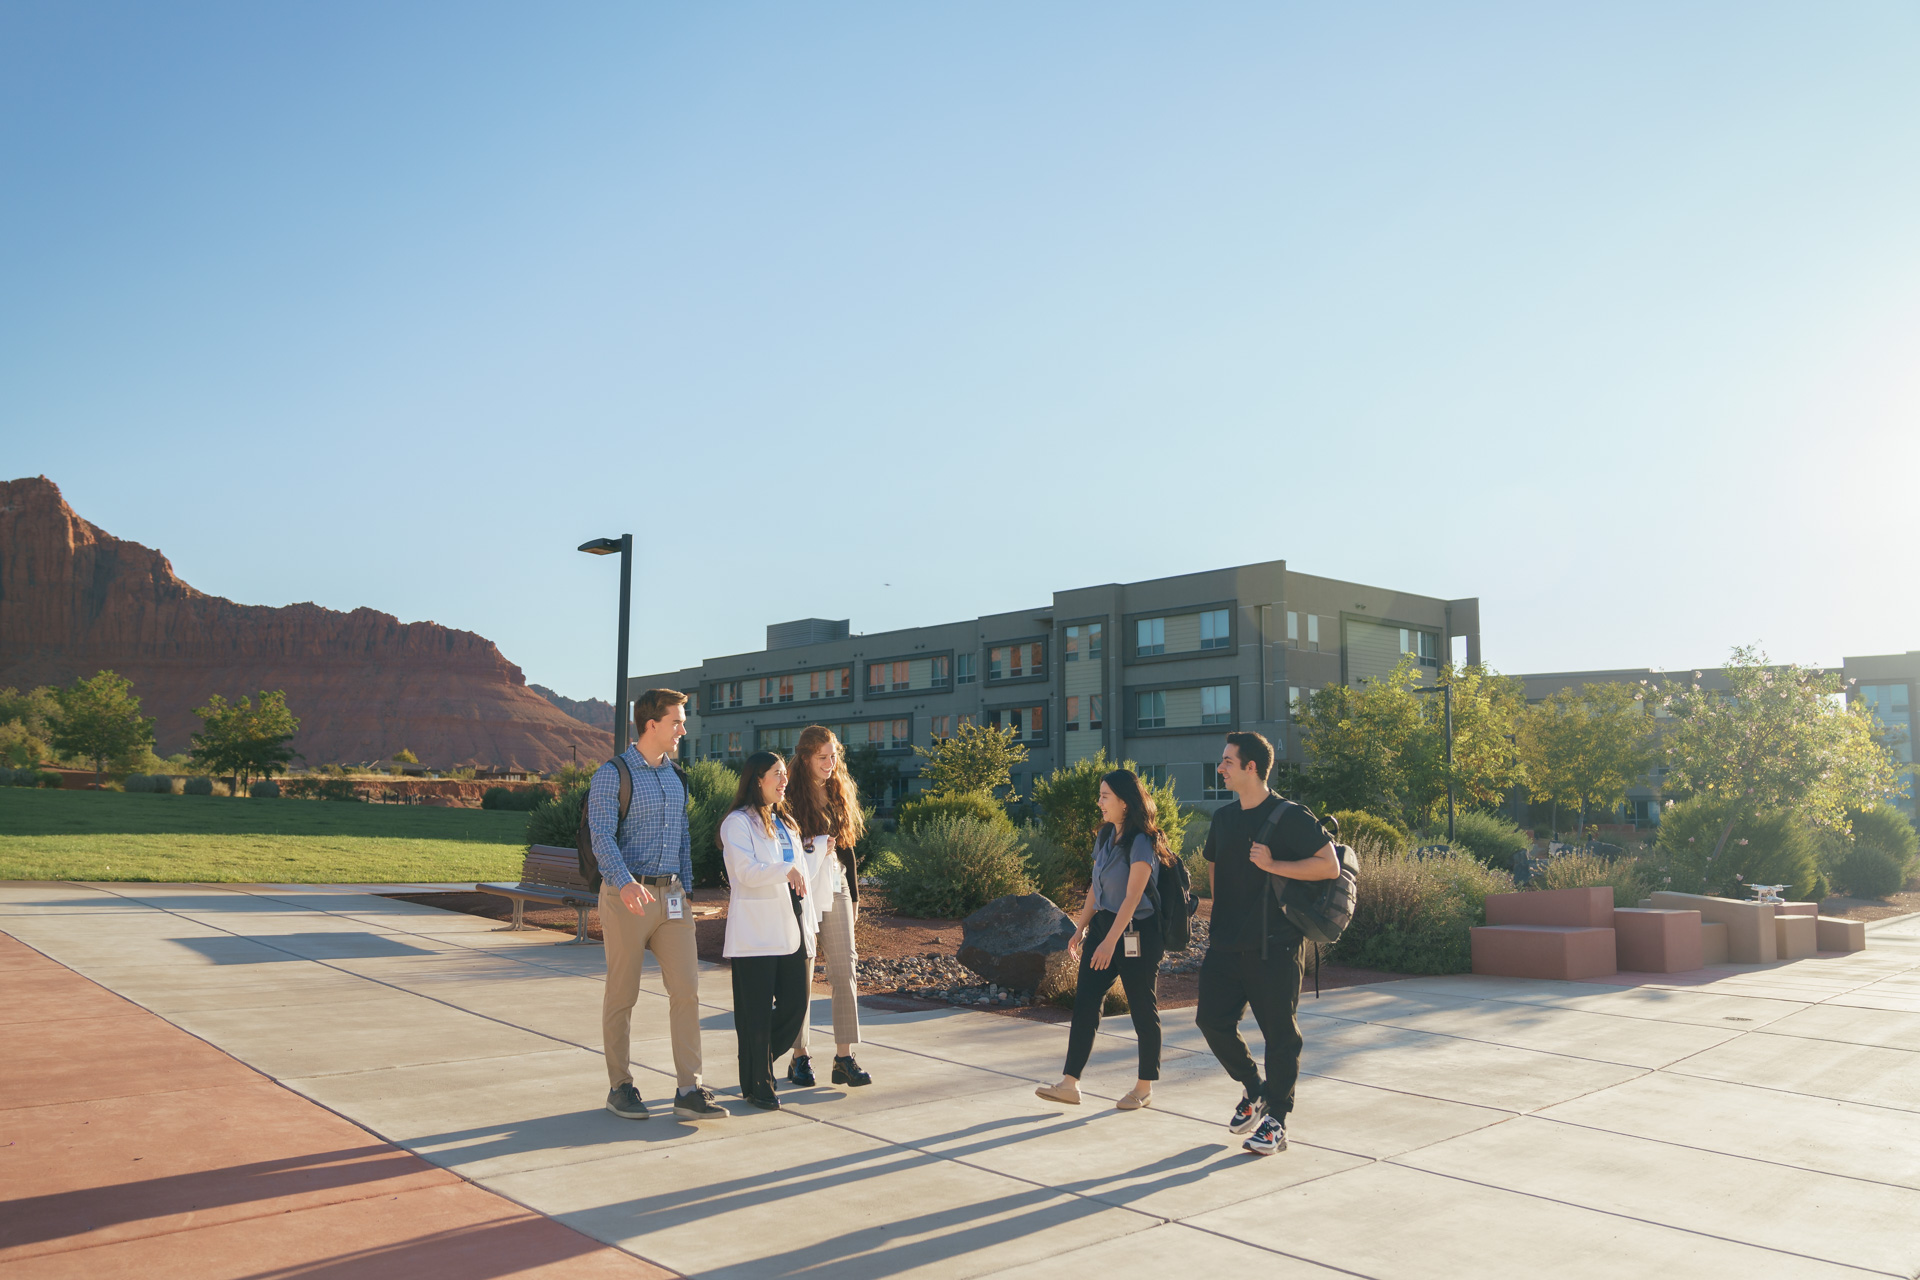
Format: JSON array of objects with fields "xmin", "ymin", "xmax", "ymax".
[{"xmin": 775, "ymin": 820, "xmax": 795, "ymax": 863}]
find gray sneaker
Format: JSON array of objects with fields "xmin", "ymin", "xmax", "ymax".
[
  {"xmin": 606, "ymin": 1083, "xmax": 650, "ymax": 1120},
  {"xmin": 674, "ymin": 1086, "xmax": 729, "ymax": 1120}
]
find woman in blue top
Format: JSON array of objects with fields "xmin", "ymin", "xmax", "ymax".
[{"xmin": 1036, "ymin": 768, "xmax": 1173, "ymax": 1111}]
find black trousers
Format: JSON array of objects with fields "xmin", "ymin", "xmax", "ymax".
[
  {"xmin": 730, "ymin": 941, "xmax": 809, "ymax": 1100},
  {"xmin": 1195, "ymin": 937, "xmax": 1305, "ymax": 1116},
  {"xmin": 1063, "ymin": 911, "xmax": 1164, "ymax": 1081}
]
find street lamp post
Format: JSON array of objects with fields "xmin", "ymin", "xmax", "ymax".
[
  {"xmin": 578, "ymin": 535, "xmax": 634, "ymax": 756},
  {"xmin": 1415, "ymin": 683, "xmax": 1455, "ymax": 843}
]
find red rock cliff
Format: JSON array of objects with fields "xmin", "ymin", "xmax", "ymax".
[{"xmin": 0, "ymin": 476, "xmax": 613, "ymax": 771}]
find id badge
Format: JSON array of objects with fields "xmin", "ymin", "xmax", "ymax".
[
  {"xmin": 1123, "ymin": 930, "xmax": 1141, "ymax": 958},
  {"xmin": 665, "ymin": 892, "xmax": 684, "ymax": 921}
]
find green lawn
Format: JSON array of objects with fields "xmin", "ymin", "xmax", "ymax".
[{"xmin": 0, "ymin": 788, "xmax": 533, "ymax": 883}]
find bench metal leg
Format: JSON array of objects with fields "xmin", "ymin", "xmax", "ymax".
[
  {"xmin": 560, "ymin": 901, "xmax": 597, "ymax": 946},
  {"xmin": 494, "ymin": 899, "xmax": 528, "ymax": 932}
]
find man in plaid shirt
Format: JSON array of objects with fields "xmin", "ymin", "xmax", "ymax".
[{"xmin": 594, "ymin": 688, "xmax": 726, "ymax": 1121}]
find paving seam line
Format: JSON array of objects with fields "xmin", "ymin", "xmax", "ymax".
[
  {"xmin": 1377, "ymin": 1161, "xmax": 1904, "ymax": 1278},
  {"xmin": 1527, "ymin": 1112, "xmax": 1920, "ymax": 1197},
  {"xmin": 1659, "ymin": 1064, "xmax": 1920, "ymax": 1118},
  {"xmin": 1746, "ymin": 1026, "xmax": 1920, "ymax": 1057},
  {"xmin": 1297, "ymin": 1008, "xmax": 1728, "ymax": 1071}
]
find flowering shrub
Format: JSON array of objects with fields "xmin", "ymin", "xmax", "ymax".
[
  {"xmin": 1652, "ymin": 796, "xmax": 1819, "ymax": 901},
  {"xmin": 1331, "ymin": 848, "xmax": 1513, "ymax": 974}
]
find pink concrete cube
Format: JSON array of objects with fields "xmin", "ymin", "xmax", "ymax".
[
  {"xmin": 1816, "ymin": 916, "xmax": 1866, "ymax": 953},
  {"xmin": 1700, "ymin": 921, "xmax": 1730, "ymax": 964},
  {"xmin": 1613, "ymin": 908, "xmax": 1705, "ymax": 973},
  {"xmin": 1470, "ymin": 925, "xmax": 1617, "ymax": 980},
  {"xmin": 1484, "ymin": 887, "xmax": 1615, "ymax": 929},
  {"xmin": 1775, "ymin": 903, "xmax": 1817, "ymax": 917}
]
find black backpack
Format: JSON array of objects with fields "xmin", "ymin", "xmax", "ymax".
[
  {"xmin": 1145, "ymin": 852, "xmax": 1199, "ymax": 952},
  {"xmin": 575, "ymin": 755, "xmax": 634, "ymax": 893},
  {"xmin": 1254, "ymin": 800, "xmax": 1360, "ymax": 947}
]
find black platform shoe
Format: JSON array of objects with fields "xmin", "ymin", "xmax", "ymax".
[
  {"xmin": 787, "ymin": 1054, "xmax": 816, "ymax": 1087},
  {"xmin": 832, "ymin": 1054, "xmax": 872, "ymax": 1087}
]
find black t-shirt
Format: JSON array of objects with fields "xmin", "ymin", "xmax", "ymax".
[{"xmin": 1204, "ymin": 792, "xmax": 1328, "ymax": 951}]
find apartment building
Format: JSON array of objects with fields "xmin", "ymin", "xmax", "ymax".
[{"xmin": 630, "ymin": 560, "xmax": 1481, "ymax": 812}]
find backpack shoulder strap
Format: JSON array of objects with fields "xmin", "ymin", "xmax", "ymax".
[{"xmin": 612, "ymin": 755, "xmax": 634, "ymax": 833}]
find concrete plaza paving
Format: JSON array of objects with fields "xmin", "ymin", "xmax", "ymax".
[{"xmin": 5, "ymin": 881, "xmax": 1920, "ymax": 1278}]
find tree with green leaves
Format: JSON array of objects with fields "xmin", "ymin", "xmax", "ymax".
[
  {"xmin": 1297, "ymin": 666, "xmax": 1423, "ymax": 824},
  {"xmin": 0, "ymin": 685, "xmax": 60, "ymax": 768},
  {"xmin": 1657, "ymin": 647, "xmax": 1900, "ymax": 872},
  {"xmin": 1516, "ymin": 682, "xmax": 1657, "ymax": 837},
  {"xmin": 190, "ymin": 691, "xmax": 301, "ymax": 797},
  {"xmin": 392, "ymin": 748, "xmax": 419, "ymax": 765},
  {"xmin": 1030, "ymin": 750, "xmax": 1188, "ymax": 858},
  {"xmin": 1409, "ymin": 662, "xmax": 1529, "ymax": 825},
  {"xmin": 49, "ymin": 671, "xmax": 156, "ymax": 787},
  {"xmin": 846, "ymin": 742, "xmax": 902, "ymax": 807},
  {"xmin": 911, "ymin": 721, "xmax": 1028, "ymax": 799}
]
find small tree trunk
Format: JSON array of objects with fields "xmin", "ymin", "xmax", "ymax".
[{"xmin": 93, "ymin": 755, "xmax": 103, "ymax": 790}]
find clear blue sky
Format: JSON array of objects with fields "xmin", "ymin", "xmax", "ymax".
[{"xmin": 6, "ymin": 3, "xmax": 1917, "ymax": 703}]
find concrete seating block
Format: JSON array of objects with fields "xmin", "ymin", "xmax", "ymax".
[
  {"xmin": 1650, "ymin": 891, "xmax": 1777, "ymax": 963},
  {"xmin": 1470, "ymin": 926, "xmax": 1617, "ymax": 980},
  {"xmin": 1485, "ymin": 887, "xmax": 1614, "ymax": 929},
  {"xmin": 1774, "ymin": 914, "xmax": 1817, "ymax": 960},
  {"xmin": 1613, "ymin": 908, "xmax": 1704, "ymax": 973},
  {"xmin": 1636, "ymin": 899, "xmax": 1653, "ymax": 908},
  {"xmin": 1816, "ymin": 916, "xmax": 1867, "ymax": 953},
  {"xmin": 1700, "ymin": 921, "xmax": 1730, "ymax": 964},
  {"xmin": 1775, "ymin": 902, "xmax": 1817, "ymax": 917}
]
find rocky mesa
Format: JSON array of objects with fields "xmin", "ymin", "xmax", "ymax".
[{"xmin": 0, "ymin": 476, "xmax": 613, "ymax": 771}]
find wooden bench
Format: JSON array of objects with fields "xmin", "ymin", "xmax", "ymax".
[{"xmin": 478, "ymin": 844, "xmax": 600, "ymax": 945}]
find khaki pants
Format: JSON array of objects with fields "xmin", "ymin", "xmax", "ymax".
[
  {"xmin": 796, "ymin": 891, "xmax": 861, "ymax": 1056},
  {"xmin": 601, "ymin": 882, "xmax": 703, "ymax": 1091}
]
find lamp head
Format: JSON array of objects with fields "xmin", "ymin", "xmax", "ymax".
[{"xmin": 577, "ymin": 537, "xmax": 622, "ymax": 556}]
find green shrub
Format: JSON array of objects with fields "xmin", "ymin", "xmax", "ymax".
[
  {"xmin": 1331, "ymin": 848, "xmax": 1513, "ymax": 974},
  {"xmin": 150, "ymin": 775, "xmax": 177, "ymax": 795},
  {"xmin": 1326, "ymin": 809, "xmax": 1410, "ymax": 861},
  {"xmin": 3, "ymin": 767, "xmax": 63, "ymax": 788},
  {"xmin": 896, "ymin": 791, "xmax": 1012, "ymax": 838},
  {"xmin": 122, "ymin": 773, "xmax": 154, "ymax": 793},
  {"xmin": 1831, "ymin": 806, "xmax": 1919, "ymax": 899},
  {"xmin": 481, "ymin": 784, "xmax": 553, "ymax": 812},
  {"xmin": 878, "ymin": 815, "xmax": 1034, "ymax": 918},
  {"xmin": 862, "ymin": 844, "xmax": 904, "ymax": 882},
  {"xmin": 1653, "ymin": 797, "xmax": 1819, "ymax": 901},
  {"xmin": 684, "ymin": 760, "xmax": 739, "ymax": 888},
  {"xmin": 1018, "ymin": 822, "xmax": 1085, "ymax": 908},
  {"xmin": 1025, "ymin": 753, "xmax": 1188, "ymax": 899},
  {"xmin": 1534, "ymin": 851, "xmax": 1649, "ymax": 907},
  {"xmin": 183, "ymin": 776, "xmax": 215, "ymax": 796},
  {"xmin": 850, "ymin": 804, "xmax": 883, "ymax": 870},
  {"xmin": 1446, "ymin": 810, "xmax": 1532, "ymax": 870},
  {"xmin": 250, "ymin": 779, "xmax": 281, "ymax": 798},
  {"xmin": 527, "ymin": 783, "xmax": 589, "ymax": 849}
]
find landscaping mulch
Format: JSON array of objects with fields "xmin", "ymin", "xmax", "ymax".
[
  {"xmin": 385, "ymin": 889, "xmax": 1401, "ymax": 1017},
  {"xmin": 1819, "ymin": 882, "xmax": 1920, "ymax": 923}
]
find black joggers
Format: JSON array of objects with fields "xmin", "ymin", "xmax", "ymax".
[
  {"xmin": 1194, "ymin": 937, "xmax": 1305, "ymax": 1116},
  {"xmin": 730, "ymin": 942, "xmax": 809, "ymax": 1102},
  {"xmin": 1063, "ymin": 911, "xmax": 1164, "ymax": 1081}
]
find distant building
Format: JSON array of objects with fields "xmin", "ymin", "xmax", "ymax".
[{"xmin": 631, "ymin": 561, "xmax": 1480, "ymax": 812}]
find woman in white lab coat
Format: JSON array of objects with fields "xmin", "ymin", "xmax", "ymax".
[{"xmin": 719, "ymin": 751, "xmax": 813, "ymax": 1110}]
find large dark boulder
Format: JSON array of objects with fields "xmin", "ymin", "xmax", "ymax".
[{"xmin": 958, "ymin": 893, "xmax": 1078, "ymax": 999}]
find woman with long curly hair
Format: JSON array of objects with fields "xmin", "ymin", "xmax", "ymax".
[
  {"xmin": 718, "ymin": 751, "xmax": 813, "ymax": 1110},
  {"xmin": 782, "ymin": 725, "xmax": 873, "ymax": 1087},
  {"xmin": 1035, "ymin": 767, "xmax": 1174, "ymax": 1111}
]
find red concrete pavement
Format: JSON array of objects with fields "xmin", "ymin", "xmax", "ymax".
[{"xmin": 0, "ymin": 930, "xmax": 674, "ymax": 1279}]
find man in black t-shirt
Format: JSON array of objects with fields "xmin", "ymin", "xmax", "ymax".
[{"xmin": 1198, "ymin": 731, "xmax": 1338, "ymax": 1156}]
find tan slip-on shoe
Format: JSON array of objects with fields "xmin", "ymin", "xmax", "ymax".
[
  {"xmin": 1116, "ymin": 1088, "xmax": 1153, "ymax": 1111},
  {"xmin": 1035, "ymin": 1080, "xmax": 1081, "ymax": 1105}
]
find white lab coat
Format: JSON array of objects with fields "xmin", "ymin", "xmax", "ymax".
[
  {"xmin": 800, "ymin": 833, "xmax": 845, "ymax": 919},
  {"xmin": 720, "ymin": 808, "xmax": 817, "ymax": 958}
]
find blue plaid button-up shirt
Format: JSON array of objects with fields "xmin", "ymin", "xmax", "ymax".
[{"xmin": 586, "ymin": 745, "xmax": 692, "ymax": 891}]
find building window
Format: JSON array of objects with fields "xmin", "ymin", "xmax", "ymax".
[
  {"xmin": 1065, "ymin": 622, "xmax": 1104, "ymax": 662},
  {"xmin": 1089, "ymin": 693, "xmax": 1104, "ymax": 729},
  {"xmin": 1202, "ymin": 761, "xmax": 1232, "ymax": 801},
  {"xmin": 1137, "ymin": 764, "xmax": 1166, "ymax": 788},
  {"xmin": 806, "ymin": 668, "xmax": 850, "ymax": 700},
  {"xmin": 989, "ymin": 642, "xmax": 1043, "ymax": 680},
  {"xmin": 1065, "ymin": 696, "xmax": 1080, "ymax": 731},
  {"xmin": 1307, "ymin": 614, "xmax": 1319, "ymax": 646},
  {"xmin": 1286, "ymin": 611, "xmax": 1299, "ymax": 644},
  {"xmin": 862, "ymin": 718, "xmax": 910, "ymax": 750},
  {"xmin": 1136, "ymin": 618, "xmax": 1165, "ymax": 657},
  {"xmin": 715, "ymin": 681, "xmax": 743, "ymax": 710},
  {"xmin": 709, "ymin": 731, "xmax": 743, "ymax": 760},
  {"xmin": 1200, "ymin": 609, "xmax": 1230, "ymax": 651},
  {"xmin": 1288, "ymin": 686, "xmax": 1303, "ymax": 719},
  {"xmin": 930, "ymin": 655, "xmax": 951, "ymax": 688},
  {"xmin": 1136, "ymin": 691, "xmax": 1166, "ymax": 729},
  {"xmin": 989, "ymin": 705, "xmax": 1045, "ymax": 742},
  {"xmin": 1400, "ymin": 629, "xmax": 1439, "ymax": 667},
  {"xmin": 958, "ymin": 712, "xmax": 975, "ymax": 728},
  {"xmin": 1201, "ymin": 684, "xmax": 1231, "ymax": 725},
  {"xmin": 930, "ymin": 715, "xmax": 955, "ymax": 740},
  {"xmin": 956, "ymin": 652, "xmax": 977, "ymax": 684},
  {"xmin": 758, "ymin": 726, "xmax": 801, "ymax": 751}
]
